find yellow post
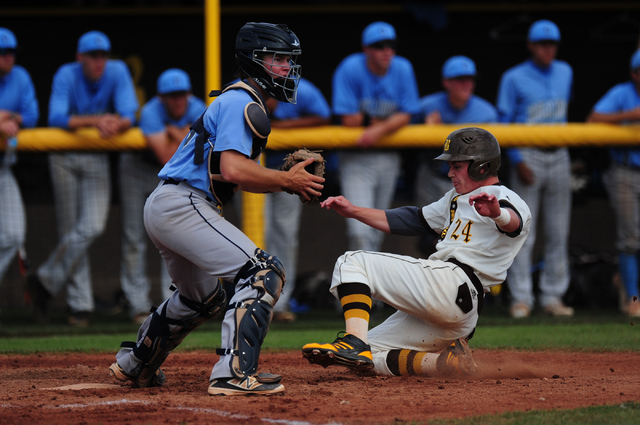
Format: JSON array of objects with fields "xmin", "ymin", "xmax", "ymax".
[
  {"xmin": 204, "ymin": 0, "xmax": 221, "ymax": 102},
  {"xmin": 242, "ymin": 170, "xmax": 267, "ymax": 249},
  {"xmin": 204, "ymin": 2, "xmax": 265, "ymax": 247}
]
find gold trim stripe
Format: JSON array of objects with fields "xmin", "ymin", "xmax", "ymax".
[
  {"xmin": 340, "ymin": 294, "xmax": 372, "ymax": 308},
  {"xmin": 398, "ymin": 350, "xmax": 411, "ymax": 376},
  {"xmin": 344, "ymin": 310, "xmax": 370, "ymax": 321}
]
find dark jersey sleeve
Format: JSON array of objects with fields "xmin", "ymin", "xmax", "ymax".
[
  {"xmin": 497, "ymin": 199, "xmax": 524, "ymax": 238},
  {"xmin": 385, "ymin": 206, "xmax": 436, "ymax": 236}
]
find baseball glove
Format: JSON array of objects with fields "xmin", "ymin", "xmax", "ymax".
[{"xmin": 280, "ymin": 148, "xmax": 325, "ymax": 204}]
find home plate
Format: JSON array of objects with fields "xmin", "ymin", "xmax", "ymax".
[{"xmin": 41, "ymin": 383, "xmax": 122, "ymax": 390}]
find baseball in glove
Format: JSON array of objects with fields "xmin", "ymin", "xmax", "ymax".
[{"xmin": 280, "ymin": 148, "xmax": 325, "ymax": 204}]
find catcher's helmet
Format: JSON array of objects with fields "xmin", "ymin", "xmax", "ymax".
[
  {"xmin": 235, "ymin": 22, "xmax": 302, "ymax": 104},
  {"xmin": 435, "ymin": 127, "xmax": 501, "ymax": 181}
]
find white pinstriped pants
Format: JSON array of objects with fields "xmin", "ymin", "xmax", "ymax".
[
  {"xmin": 37, "ymin": 153, "xmax": 111, "ymax": 313},
  {"xmin": 0, "ymin": 165, "xmax": 26, "ymax": 283},
  {"xmin": 338, "ymin": 150, "xmax": 401, "ymax": 252},
  {"xmin": 507, "ymin": 148, "xmax": 572, "ymax": 309},
  {"xmin": 118, "ymin": 153, "xmax": 172, "ymax": 317}
]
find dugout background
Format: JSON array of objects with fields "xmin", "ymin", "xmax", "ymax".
[{"xmin": 1, "ymin": 1, "xmax": 638, "ymax": 312}]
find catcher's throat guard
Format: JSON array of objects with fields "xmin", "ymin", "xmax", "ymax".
[
  {"xmin": 217, "ymin": 249, "xmax": 285, "ymax": 380},
  {"xmin": 123, "ymin": 284, "xmax": 226, "ymax": 388}
]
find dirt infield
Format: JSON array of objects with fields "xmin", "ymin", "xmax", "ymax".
[{"xmin": 1, "ymin": 349, "xmax": 639, "ymax": 424}]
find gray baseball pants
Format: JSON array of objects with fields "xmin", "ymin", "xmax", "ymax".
[{"xmin": 116, "ymin": 181, "xmax": 266, "ymax": 381}]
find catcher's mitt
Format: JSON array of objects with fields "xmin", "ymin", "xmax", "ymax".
[{"xmin": 280, "ymin": 148, "xmax": 325, "ymax": 204}]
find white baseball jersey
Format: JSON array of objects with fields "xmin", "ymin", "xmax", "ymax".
[{"xmin": 424, "ymin": 185, "xmax": 531, "ymax": 288}]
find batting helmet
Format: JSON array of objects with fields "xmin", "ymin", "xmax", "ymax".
[
  {"xmin": 235, "ymin": 22, "xmax": 302, "ymax": 104},
  {"xmin": 435, "ymin": 127, "xmax": 501, "ymax": 181}
]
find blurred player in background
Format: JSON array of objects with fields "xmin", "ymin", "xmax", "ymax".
[
  {"xmin": 27, "ymin": 30, "xmax": 138, "ymax": 326},
  {"xmin": 119, "ymin": 68, "xmax": 206, "ymax": 324},
  {"xmin": 265, "ymin": 77, "xmax": 331, "ymax": 322},
  {"xmin": 497, "ymin": 20, "xmax": 574, "ymax": 318},
  {"xmin": 587, "ymin": 49, "xmax": 640, "ymax": 317},
  {"xmin": 0, "ymin": 27, "xmax": 39, "ymax": 290},
  {"xmin": 332, "ymin": 21, "xmax": 420, "ymax": 254}
]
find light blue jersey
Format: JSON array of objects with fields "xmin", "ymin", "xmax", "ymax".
[
  {"xmin": 0, "ymin": 64, "xmax": 38, "ymax": 163},
  {"xmin": 417, "ymin": 92, "xmax": 497, "ymax": 177},
  {"xmin": 273, "ymin": 78, "xmax": 330, "ymax": 121},
  {"xmin": 332, "ymin": 53, "xmax": 420, "ymax": 118},
  {"xmin": 497, "ymin": 59, "xmax": 572, "ymax": 124},
  {"xmin": 48, "ymin": 60, "xmax": 138, "ymax": 128},
  {"xmin": 139, "ymin": 95, "xmax": 207, "ymax": 136},
  {"xmin": 593, "ymin": 81, "xmax": 640, "ymax": 167},
  {"xmin": 417, "ymin": 92, "xmax": 497, "ymax": 124},
  {"xmin": 497, "ymin": 59, "xmax": 573, "ymax": 163},
  {"xmin": 266, "ymin": 78, "xmax": 330, "ymax": 168},
  {"xmin": 158, "ymin": 88, "xmax": 257, "ymax": 198},
  {"xmin": 0, "ymin": 64, "xmax": 39, "ymax": 128}
]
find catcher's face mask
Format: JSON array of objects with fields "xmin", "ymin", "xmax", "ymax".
[{"xmin": 254, "ymin": 50, "xmax": 301, "ymax": 104}]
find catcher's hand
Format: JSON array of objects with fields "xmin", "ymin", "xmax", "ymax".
[{"xmin": 280, "ymin": 148, "xmax": 325, "ymax": 204}]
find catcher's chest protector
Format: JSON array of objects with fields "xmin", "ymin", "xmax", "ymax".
[{"xmin": 192, "ymin": 81, "xmax": 271, "ymax": 205}]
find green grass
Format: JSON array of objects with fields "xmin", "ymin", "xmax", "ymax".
[
  {"xmin": 1, "ymin": 304, "xmax": 638, "ymax": 353},
  {"xmin": 1, "ymin": 305, "xmax": 639, "ymax": 424},
  {"xmin": 427, "ymin": 401, "xmax": 640, "ymax": 425}
]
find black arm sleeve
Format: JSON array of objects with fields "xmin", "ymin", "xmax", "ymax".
[
  {"xmin": 385, "ymin": 206, "xmax": 436, "ymax": 236},
  {"xmin": 497, "ymin": 199, "xmax": 524, "ymax": 238}
]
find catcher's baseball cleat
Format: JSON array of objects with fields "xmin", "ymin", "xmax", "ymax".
[
  {"xmin": 208, "ymin": 376, "xmax": 285, "ymax": 396},
  {"xmin": 302, "ymin": 332, "xmax": 374, "ymax": 372},
  {"xmin": 109, "ymin": 362, "xmax": 166, "ymax": 388},
  {"xmin": 436, "ymin": 338, "xmax": 478, "ymax": 376}
]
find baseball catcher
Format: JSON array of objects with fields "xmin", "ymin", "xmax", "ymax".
[
  {"xmin": 110, "ymin": 22, "xmax": 324, "ymax": 397},
  {"xmin": 302, "ymin": 127, "xmax": 532, "ymax": 378}
]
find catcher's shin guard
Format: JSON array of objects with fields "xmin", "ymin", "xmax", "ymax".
[
  {"xmin": 218, "ymin": 249, "xmax": 285, "ymax": 379},
  {"xmin": 125, "ymin": 284, "xmax": 226, "ymax": 388}
]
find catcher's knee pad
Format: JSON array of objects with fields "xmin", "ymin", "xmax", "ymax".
[
  {"xmin": 218, "ymin": 249, "xmax": 285, "ymax": 379},
  {"xmin": 125, "ymin": 284, "xmax": 226, "ymax": 387},
  {"xmin": 235, "ymin": 248, "xmax": 286, "ymax": 301}
]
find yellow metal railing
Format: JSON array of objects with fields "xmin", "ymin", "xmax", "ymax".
[{"xmin": 3, "ymin": 123, "xmax": 640, "ymax": 246}]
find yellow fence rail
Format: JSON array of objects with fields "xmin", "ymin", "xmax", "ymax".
[
  {"xmin": 4, "ymin": 123, "xmax": 640, "ymax": 152},
  {"xmin": 3, "ymin": 124, "xmax": 640, "ymax": 248}
]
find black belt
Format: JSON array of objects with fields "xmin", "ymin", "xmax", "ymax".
[
  {"xmin": 447, "ymin": 258, "xmax": 484, "ymax": 315},
  {"xmin": 163, "ymin": 179, "xmax": 216, "ymax": 205}
]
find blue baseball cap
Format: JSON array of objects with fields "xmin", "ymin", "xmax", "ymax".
[
  {"xmin": 362, "ymin": 21, "xmax": 396, "ymax": 46},
  {"xmin": 631, "ymin": 49, "xmax": 640, "ymax": 71},
  {"xmin": 0, "ymin": 28, "xmax": 17, "ymax": 49},
  {"xmin": 442, "ymin": 56, "xmax": 476, "ymax": 79},
  {"xmin": 157, "ymin": 68, "xmax": 191, "ymax": 95},
  {"xmin": 77, "ymin": 31, "xmax": 111, "ymax": 54},
  {"xmin": 528, "ymin": 20, "xmax": 561, "ymax": 43}
]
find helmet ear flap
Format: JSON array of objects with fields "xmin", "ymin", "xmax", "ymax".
[{"xmin": 468, "ymin": 156, "xmax": 501, "ymax": 181}]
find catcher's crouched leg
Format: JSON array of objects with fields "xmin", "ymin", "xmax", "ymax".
[
  {"xmin": 215, "ymin": 249, "xmax": 285, "ymax": 387},
  {"xmin": 113, "ymin": 283, "xmax": 226, "ymax": 388}
]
